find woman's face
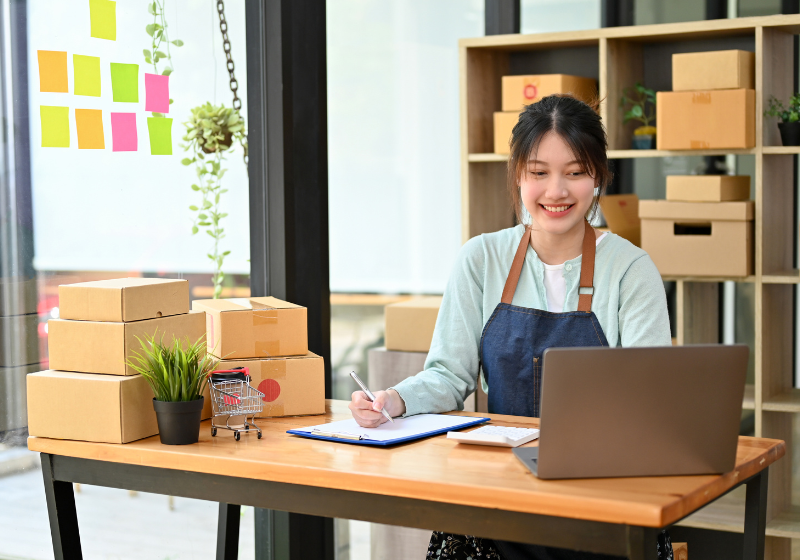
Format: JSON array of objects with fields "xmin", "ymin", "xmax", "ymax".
[{"xmin": 519, "ymin": 132, "xmax": 596, "ymax": 235}]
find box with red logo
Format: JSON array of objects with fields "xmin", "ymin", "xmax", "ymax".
[
  {"xmin": 216, "ymin": 353, "xmax": 324, "ymax": 418},
  {"xmin": 501, "ymin": 74, "xmax": 597, "ymax": 112}
]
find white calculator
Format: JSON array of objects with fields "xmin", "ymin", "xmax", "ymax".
[{"xmin": 447, "ymin": 425, "xmax": 540, "ymax": 448}]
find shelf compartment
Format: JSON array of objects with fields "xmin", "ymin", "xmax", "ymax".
[
  {"xmin": 662, "ymin": 275, "xmax": 756, "ymax": 283},
  {"xmin": 743, "ymin": 384, "xmax": 755, "ymax": 410},
  {"xmin": 763, "ymin": 272, "xmax": 800, "ymax": 284},
  {"xmin": 763, "ymin": 389, "xmax": 800, "ymax": 413},
  {"xmin": 762, "ymin": 146, "xmax": 800, "ymax": 155},
  {"xmin": 676, "ymin": 487, "xmax": 800, "ymax": 538}
]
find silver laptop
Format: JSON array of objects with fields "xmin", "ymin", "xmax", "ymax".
[{"xmin": 514, "ymin": 345, "xmax": 748, "ymax": 479}]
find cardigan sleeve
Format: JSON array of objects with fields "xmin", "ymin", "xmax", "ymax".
[
  {"xmin": 617, "ymin": 254, "xmax": 672, "ymax": 347},
  {"xmin": 389, "ymin": 235, "xmax": 486, "ymax": 416}
]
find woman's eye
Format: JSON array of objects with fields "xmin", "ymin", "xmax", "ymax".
[
  {"xmin": 529, "ymin": 170, "xmax": 546, "ymax": 176},
  {"xmin": 568, "ymin": 171, "xmax": 586, "ymax": 177}
]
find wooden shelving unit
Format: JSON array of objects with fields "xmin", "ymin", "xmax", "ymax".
[{"xmin": 459, "ymin": 14, "xmax": 800, "ymax": 559}]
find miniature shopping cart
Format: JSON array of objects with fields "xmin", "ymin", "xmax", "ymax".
[{"xmin": 208, "ymin": 367, "xmax": 265, "ymax": 441}]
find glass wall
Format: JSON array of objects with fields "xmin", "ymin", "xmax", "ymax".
[{"xmin": 0, "ymin": 1, "xmax": 252, "ymax": 558}]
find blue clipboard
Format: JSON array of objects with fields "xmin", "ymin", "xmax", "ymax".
[{"xmin": 287, "ymin": 414, "xmax": 490, "ymax": 447}]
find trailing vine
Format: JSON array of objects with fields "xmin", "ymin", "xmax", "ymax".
[{"xmin": 143, "ymin": 1, "xmax": 183, "ymax": 117}]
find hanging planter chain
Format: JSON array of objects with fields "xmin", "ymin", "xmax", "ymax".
[{"xmin": 216, "ymin": 0, "xmax": 247, "ymax": 166}]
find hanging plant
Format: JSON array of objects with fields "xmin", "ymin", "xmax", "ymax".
[
  {"xmin": 182, "ymin": 103, "xmax": 246, "ymax": 299},
  {"xmin": 143, "ymin": 0, "xmax": 183, "ymax": 117}
]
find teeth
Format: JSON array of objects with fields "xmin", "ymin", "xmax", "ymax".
[{"xmin": 543, "ymin": 205, "xmax": 571, "ymax": 212}]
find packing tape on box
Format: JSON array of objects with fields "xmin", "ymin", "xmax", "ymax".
[
  {"xmin": 690, "ymin": 140, "xmax": 711, "ymax": 149},
  {"xmin": 692, "ymin": 92, "xmax": 711, "ymax": 104},
  {"xmin": 252, "ymin": 309, "xmax": 278, "ymax": 326},
  {"xmin": 255, "ymin": 340, "xmax": 280, "ymax": 356}
]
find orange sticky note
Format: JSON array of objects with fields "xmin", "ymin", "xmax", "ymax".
[
  {"xmin": 38, "ymin": 51, "xmax": 68, "ymax": 93},
  {"xmin": 75, "ymin": 109, "xmax": 105, "ymax": 149}
]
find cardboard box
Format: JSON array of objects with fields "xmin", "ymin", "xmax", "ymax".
[
  {"xmin": 666, "ymin": 175, "xmax": 750, "ymax": 202},
  {"xmin": 598, "ymin": 194, "xmax": 640, "ymax": 247},
  {"xmin": 192, "ymin": 297, "xmax": 308, "ymax": 359},
  {"xmin": 656, "ymin": 89, "xmax": 755, "ymax": 150},
  {"xmin": 640, "ymin": 200, "xmax": 754, "ymax": 277},
  {"xmin": 59, "ymin": 277, "xmax": 189, "ymax": 322},
  {"xmin": 216, "ymin": 353, "xmax": 324, "ymax": 418},
  {"xmin": 48, "ymin": 311, "xmax": 206, "ymax": 376},
  {"xmin": 27, "ymin": 370, "xmax": 159, "ymax": 443},
  {"xmin": 385, "ymin": 297, "xmax": 442, "ymax": 353},
  {"xmin": 672, "ymin": 50, "xmax": 755, "ymax": 92},
  {"xmin": 501, "ymin": 74, "xmax": 597, "ymax": 112},
  {"xmin": 493, "ymin": 111, "xmax": 518, "ymax": 155}
]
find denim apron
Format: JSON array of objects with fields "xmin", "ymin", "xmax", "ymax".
[{"xmin": 481, "ymin": 220, "xmax": 617, "ymax": 560}]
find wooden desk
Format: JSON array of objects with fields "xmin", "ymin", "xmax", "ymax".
[{"xmin": 29, "ymin": 400, "xmax": 784, "ymax": 560}]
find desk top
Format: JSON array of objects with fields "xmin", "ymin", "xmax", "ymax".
[{"xmin": 28, "ymin": 400, "xmax": 785, "ymax": 528}]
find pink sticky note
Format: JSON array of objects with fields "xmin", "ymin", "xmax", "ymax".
[
  {"xmin": 110, "ymin": 112, "xmax": 137, "ymax": 152},
  {"xmin": 145, "ymin": 73, "xmax": 170, "ymax": 114}
]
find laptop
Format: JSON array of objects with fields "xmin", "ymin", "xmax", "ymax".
[{"xmin": 513, "ymin": 345, "xmax": 748, "ymax": 479}]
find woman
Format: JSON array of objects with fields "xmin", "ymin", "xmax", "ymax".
[{"xmin": 349, "ymin": 95, "xmax": 672, "ymax": 559}]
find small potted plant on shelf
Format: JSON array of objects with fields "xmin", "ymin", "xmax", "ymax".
[
  {"xmin": 764, "ymin": 94, "xmax": 800, "ymax": 146},
  {"xmin": 620, "ymin": 82, "xmax": 657, "ymax": 149},
  {"xmin": 128, "ymin": 332, "xmax": 219, "ymax": 445}
]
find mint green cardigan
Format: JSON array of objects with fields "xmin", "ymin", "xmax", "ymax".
[{"xmin": 390, "ymin": 225, "xmax": 673, "ymax": 417}]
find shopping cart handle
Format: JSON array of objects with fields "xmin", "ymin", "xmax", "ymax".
[{"xmin": 209, "ymin": 367, "xmax": 250, "ymax": 377}]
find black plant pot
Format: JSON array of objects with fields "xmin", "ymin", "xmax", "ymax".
[
  {"xmin": 152, "ymin": 397, "xmax": 204, "ymax": 445},
  {"xmin": 778, "ymin": 122, "xmax": 800, "ymax": 146}
]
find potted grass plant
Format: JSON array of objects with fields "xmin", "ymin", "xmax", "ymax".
[
  {"xmin": 764, "ymin": 94, "xmax": 800, "ymax": 146},
  {"xmin": 620, "ymin": 82, "xmax": 657, "ymax": 149},
  {"xmin": 128, "ymin": 332, "xmax": 219, "ymax": 445}
]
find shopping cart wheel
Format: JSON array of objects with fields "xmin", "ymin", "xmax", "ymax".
[
  {"xmin": 257, "ymin": 431, "xmax": 262, "ymax": 439},
  {"xmin": 235, "ymin": 432, "xmax": 241, "ymax": 441},
  {"xmin": 211, "ymin": 427, "xmax": 217, "ymax": 437}
]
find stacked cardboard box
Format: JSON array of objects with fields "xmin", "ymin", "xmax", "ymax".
[
  {"xmin": 641, "ymin": 176, "xmax": 753, "ymax": 276},
  {"xmin": 493, "ymin": 74, "xmax": 597, "ymax": 154},
  {"xmin": 657, "ymin": 50, "xmax": 755, "ymax": 150},
  {"xmin": 192, "ymin": 297, "xmax": 324, "ymax": 418},
  {"xmin": 27, "ymin": 278, "xmax": 207, "ymax": 443}
]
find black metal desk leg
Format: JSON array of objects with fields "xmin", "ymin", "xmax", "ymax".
[
  {"xmin": 217, "ymin": 503, "xmax": 242, "ymax": 560},
  {"xmin": 743, "ymin": 468, "xmax": 768, "ymax": 560},
  {"xmin": 40, "ymin": 453, "xmax": 83, "ymax": 560}
]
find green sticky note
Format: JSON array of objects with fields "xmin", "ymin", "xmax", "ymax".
[
  {"xmin": 73, "ymin": 55, "xmax": 101, "ymax": 97},
  {"xmin": 41, "ymin": 106, "xmax": 70, "ymax": 148},
  {"xmin": 89, "ymin": 0, "xmax": 116, "ymax": 41},
  {"xmin": 110, "ymin": 63, "xmax": 138, "ymax": 102},
  {"xmin": 147, "ymin": 117, "xmax": 172, "ymax": 155}
]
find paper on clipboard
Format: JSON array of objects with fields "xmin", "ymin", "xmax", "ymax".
[{"xmin": 292, "ymin": 414, "xmax": 485, "ymax": 442}]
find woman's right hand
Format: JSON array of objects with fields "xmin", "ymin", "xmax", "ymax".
[{"xmin": 349, "ymin": 388, "xmax": 406, "ymax": 428}]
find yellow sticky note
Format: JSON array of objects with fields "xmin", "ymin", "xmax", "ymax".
[
  {"xmin": 73, "ymin": 55, "xmax": 101, "ymax": 97},
  {"xmin": 75, "ymin": 109, "xmax": 105, "ymax": 149},
  {"xmin": 89, "ymin": 0, "xmax": 116, "ymax": 41},
  {"xmin": 40, "ymin": 106, "xmax": 70, "ymax": 148},
  {"xmin": 37, "ymin": 51, "xmax": 68, "ymax": 93}
]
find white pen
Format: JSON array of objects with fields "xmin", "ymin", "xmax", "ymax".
[{"xmin": 350, "ymin": 371, "xmax": 394, "ymax": 424}]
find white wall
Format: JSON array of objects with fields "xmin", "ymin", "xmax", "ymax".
[{"xmin": 28, "ymin": 0, "xmax": 250, "ymax": 274}]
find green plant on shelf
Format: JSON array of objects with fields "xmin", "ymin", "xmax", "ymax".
[
  {"xmin": 620, "ymin": 82, "xmax": 656, "ymax": 136},
  {"xmin": 143, "ymin": 0, "xmax": 183, "ymax": 117},
  {"xmin": 127, "ymin": 332, "xmax": 218, "ymax": 403},
  {"xmin": 764, "ymin": 94, "xmax": 800, "ymax": 123},
  {"xmin": 182, "ymin": 102, "xmax": 247, "ymax": 299}
]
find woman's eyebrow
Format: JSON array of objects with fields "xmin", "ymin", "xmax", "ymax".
[{"xmin": 527, "ymin": 159, "xmax": 547, "ymax": 164}]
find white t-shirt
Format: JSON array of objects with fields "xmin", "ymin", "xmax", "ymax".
[{"xmin": 543, "ymin": 233, "xmax": 607, "ymax": 313}]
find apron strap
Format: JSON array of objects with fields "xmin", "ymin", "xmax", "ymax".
[
  {"xmin": 500, "ymin": 227, "xmax": 532, "ymax": 305},
  {"xmin": 500, "ymin": 220, "xmax": 597, "ymax": 311},
  {"xmin": 577, "ymin": 219, "xmax": 596, "ymax": 312}
]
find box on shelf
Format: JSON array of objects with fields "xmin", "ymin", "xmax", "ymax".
[
  {"xmin": 598, "ymin": 194, "xmax": 640, "ymax": 247},
  {"xmin": 216, "ymin": 353, "xmax": 324, "ymax": 418},
  {"xmin": 501, "ymin": 74, "xmax": 597, "ymax": 112},
  {"xmin": 192, "ymin": 297, "xmax": 308, "ymax": 359},
  {"xmin": 639, "ymin": 200, "xmax": 754, "ymax": 277},
  {"xmin": 666, "ymin": 175, "xmax": 751, "ymax": 202},
  {"xmin": 493, "ymin": 111, "xmax": 519, "ymax": 155},
  {"xmin": 58, "ymin": 278, "xmax": 189, "ymax": 322},
  {"xmin": 48, "ymin": 311, "xmax": 206, "ymax": 376},
  {"xmin": 385, "ymin": 297, "xmax": 442, "ymax": 353},
  {"xmin": 672, "ymin": 50, "xmax": 755, "ymax": 92},
  {"xmin": 656, "ymin": 89, "xmax": 755, "ymax": 150},
  {"xmin": 27, "ymin": 370, "xmax": 159, "ymax": 443}
]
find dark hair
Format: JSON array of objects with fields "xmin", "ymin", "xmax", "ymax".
[{"xmin": 506, "ymin": 94, "xmax": 612, "ymax": 225}]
